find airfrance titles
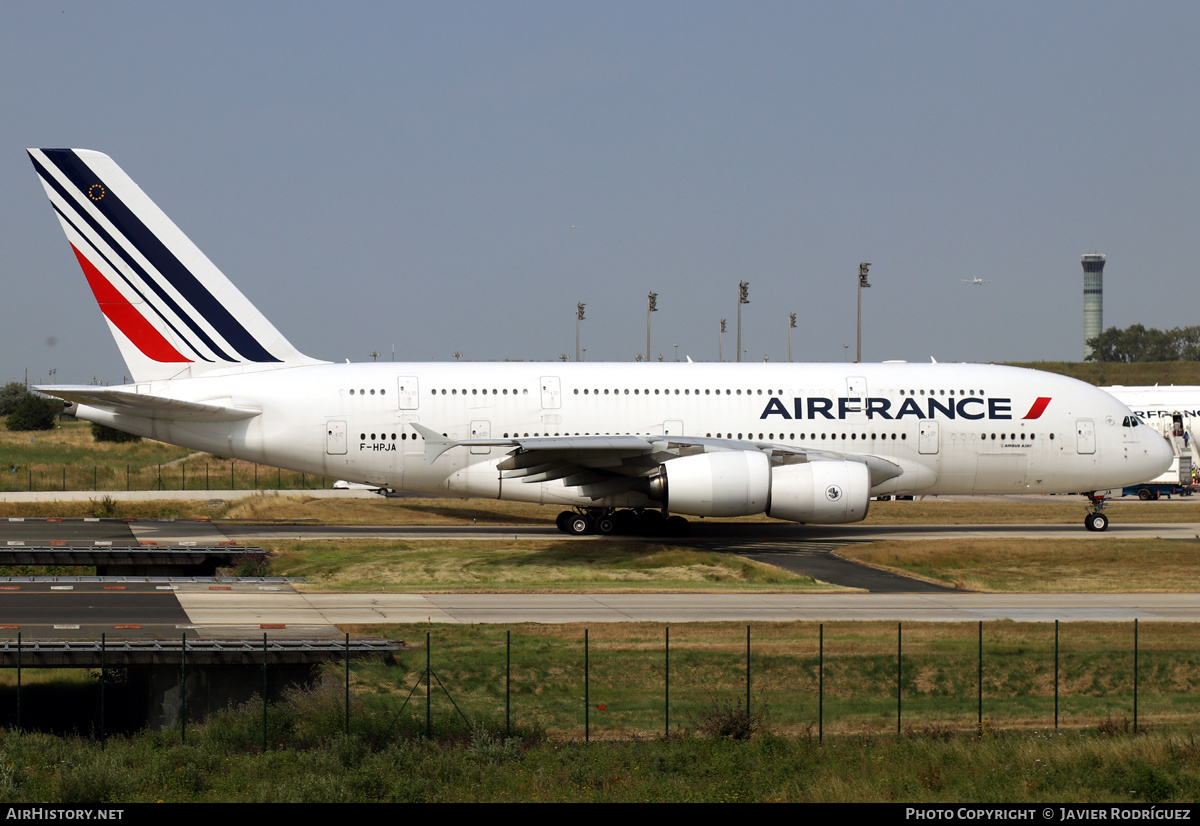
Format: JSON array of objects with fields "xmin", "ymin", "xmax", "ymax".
[{"xmin": 757, "ymin": 395, "xmax": 1048, "ymax": 421}]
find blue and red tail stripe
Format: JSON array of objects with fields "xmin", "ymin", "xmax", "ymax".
[{"xmin": 30, "ymin": 149, "xmax": 281, "ymax": 364}]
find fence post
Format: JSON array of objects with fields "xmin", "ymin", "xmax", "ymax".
[
  {"xmin": 62, "ymin": 466, "xmax": 65, "ymax": 492},
  {"xmin": 1054, "ymin": 620, "xmax": 1059, "ymax": 730},
  {"xmin": 425, "ymin": 632, "xmax": 431, "ymax": 739},
  {"xmin": 182, "ymin": 462, "xmax": 186, "ymax": 491},
  {"xmin": 93, "ymin": 466, "xmax": 97, "ymax": 492},
  {"xmin": 231, "ymin": 461, "xmax": 235, "ymax": 491},
  {"xmin": 745, "ymin": 625, "xmax": 751, "ymax": 721},
  {"xmin": 506, "ymin": 630, "xmax": 511, "ymax": 739},
  {"xmin": 897, "ymin": 622, "xmax": 902, "ymax": 736},
  {"xmin": 16, "ymin": 632, "xmax": 21, "ymax": 735},
  {"xmin": 818, "ymin": 623, "xmax": 824, "ymax": 744},
  {"xmin": 126, "ymin": 464, "xmax": 129, "ymax": 491},
  {"xmin": 100, "ymin": 633, "xmax": 106, "ymax": 749},
  {"xmin": 345, "ymin": 632, "xmax": 350, "ymax": 737},
  {"xmin": 263, "ymin": 633, "xmax": 269, "ymax": 750},
  {"xmin": 584, "ymin": 628, "xmax": 590, "ymax": 742},
  {"xmin": 664, "ymin": 626, "xmax": 670, "ymax": 738},
  {"xmin": 1134, "ymin": 618, "xmax": 1139, "ymax": 734},
  {"xmin": 978, "ymin": 620, "xmax": 983, "ymax": 733},
  {"xmin": 180, "ymin": 633, "xmax": 187, "ymax": 743}
]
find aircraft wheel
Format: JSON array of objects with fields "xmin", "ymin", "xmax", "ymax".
[
  {"xmin": 556, "ymin": 511, "xmax": 575, "ymax": 533},
  {"xmin": 595, "ymin": 515, "xmax": 617, "ymax": 535},
  {"xmin": 1085, "ymin": 512, "xmax": 1109, "ymax": 532},
  {"xmin": 665, "ymin": 515, "xmax": 690, "ymax": 537},
  {"xmin": 613, "ymin": 510, "xmax": 637, "ymax": 535},
  {"xmin": 566, "ymin": 514, "xmax": 593, "ymax": 536},
  {"xmin": 639, "ymin": 510, "xmax": 666, "ymax": 537},
  {"xmin": 1138, "ymin": 488, "xmax": 1153, "ymax": 500}
]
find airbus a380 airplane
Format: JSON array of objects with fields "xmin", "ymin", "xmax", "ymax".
[{"xmin": 27, "ymin": 149, "xmax": 1171, "ymax": 535}]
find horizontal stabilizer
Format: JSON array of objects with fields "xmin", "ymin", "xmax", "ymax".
[{"xmin": 37, "ymin": 385, "xmax": 261, "ymax": 422}]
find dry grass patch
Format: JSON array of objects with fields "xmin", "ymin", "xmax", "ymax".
[
  {"xmin": 840, "ymin": 537, "xmax": 1200, "ymax": 592},
  {"xmin": 863, "ymin": 499, "xmax": 1200, "ymax": 525},
  {"xmin": 267, "ymin": 538, "xmax": 834, "ymax": 592},
  {"xmin": 220, "ymin": 494, "xmax": 554, "ymax": 525}
]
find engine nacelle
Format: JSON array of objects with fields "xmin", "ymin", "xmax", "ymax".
[
  {"xmin": 655, "ymin": 450, "xmax": 772, "ymax": 517},
  {"xmin": 767, "ymin": 460, "xmax": 871, "ymax": 524},
  {"xmin": 653, "ymin": 451, "xmax": 872, "ymax": 524}
]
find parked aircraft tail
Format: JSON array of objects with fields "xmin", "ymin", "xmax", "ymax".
[{"xmin": 28, "ymin": 148, "xmax": 325, "ymax": 382}]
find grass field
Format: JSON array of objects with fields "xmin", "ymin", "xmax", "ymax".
[
  {"xmin": 1, "ymin": 721, "xmax": 1197, "ymax": 802},
  {"xmin": 268, "ymin": 538, "xmax": 832, "ymax": 592},
  {"xmin": 255, "ymin": 534, "xmax": 1200, "ymax": 594},
  {"xmin": 841, "ymin": 538, "xmax": 1200, "ymax": 592},
  {"xmin": 0, "ymin": 419, "xmax": 326, "ymax": 492},
  {"xmin": 3, "ymin": 620, "xmax": 1200, "ymax": 802},
  {"xmin": 335, "ymin": 620, "xmax": 1200, "ymax": 740}
]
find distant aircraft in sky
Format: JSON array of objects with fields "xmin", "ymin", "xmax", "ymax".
[
  {"xmin": 961, "ymin": 277, "xmax": 992, "ymax": 286},
  {"xmin": 27, "ymin": 148, "xmax": 1171, "ymax": 534}
]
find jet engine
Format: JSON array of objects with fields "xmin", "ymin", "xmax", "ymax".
[
  {"xmin": 765, "ymin": 459, "xmax": 871, "ymax": 524},
  {"xmin": 650, "ymin": 451, "xmax": 871, "ymax": 524}
]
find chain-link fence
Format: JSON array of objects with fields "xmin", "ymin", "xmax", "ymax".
[
  {"xmin": 0, "ymin": 461, "xmax": 326, "ymax": 492},
  {"xmin": 4, "ymin": 621, "xmax": 1197, "ymax": 742}
]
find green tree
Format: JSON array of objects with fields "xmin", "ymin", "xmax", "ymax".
[
  {"xmin": 5, "ymin": 394, "xmax": 59, "ymax": 431},
  {"xmin": 90, "ymin": 422, "xmax": 141, "ymax": 443},
  {"xmin": 0, "ymin": 381, "xmax": 28, "ymax": 417},
  {"xmin": 1086, "ymin": 324, "xmax": 1200, "ymax": 362}
]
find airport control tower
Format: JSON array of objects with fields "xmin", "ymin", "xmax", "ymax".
[{"xmin": 1081, "ymin": 253, "xmax": 1106, "ymax": 360}]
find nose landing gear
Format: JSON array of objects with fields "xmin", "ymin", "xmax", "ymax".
[{"xmin": 1084, "ymin": 493, "xmax": 1110, "ymax": 532}]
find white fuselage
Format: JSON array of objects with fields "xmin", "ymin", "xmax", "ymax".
[{"xmin": 76, "ymin": 361, "xmax": 1170, "ymax": 510}]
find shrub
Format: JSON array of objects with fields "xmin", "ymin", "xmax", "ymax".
[
  {"xmin": 0, "ymin": 382, "xmax": 28, "ymax": 417},
  {"xmin": 687, "ymin": 696, "xmax": 769, "ymax": 740},
  {"xmin": 5, "ymin": 394, "xmax": 59, "ymax": 432},
  {"xmin": 91, "ymin": 422, "xmax": 142, "ymax": 443}
]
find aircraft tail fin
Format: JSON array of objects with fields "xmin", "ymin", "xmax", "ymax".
[{"xmin": 28, "ymin": 148, "xmax": 326, "ymax": 382}]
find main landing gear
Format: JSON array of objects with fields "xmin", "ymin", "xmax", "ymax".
[
  {"xmin": 1084, "ymin": 493, "xmax": 1110, "ymax": 532},
  {"xmin": 555, "ymin": 508, "xmax": 690, "ymax": 537}
]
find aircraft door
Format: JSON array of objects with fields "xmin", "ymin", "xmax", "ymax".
[
  {"xmin": 325, "ymin": 420, "xmax": 347, "ymax": 455},
  {"xmin": 470, "ymin": 420, "xmax": 492, "ymax": 454},
  {"xmin": 664, "ymin": 419, "xmax": 684, "ymax": 436},
  {"xmin": 396, "ymin": 377, "xmax": 419, "ymax": 410},
  {"xmin": 1076, "ymin": 419, "xmax": 1096, "ymax": 454},
  {"xmin": 918, "ymin": 420, "xmax": 939, "ymax": 454},
  {"xmin": 846, "ymin": 377, "xmax": 867, "ymax": 423},
  {"xmin": 540, "ymin": 376, "xmax": 561, "ymax": 409}
]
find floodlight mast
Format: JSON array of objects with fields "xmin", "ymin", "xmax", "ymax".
[
  {"xmin": 856, "ymin": 263, "xmax": 871, "ymax": 363},
  {"xmin": 736, "ymin": 281, "xmax": 749, "ymax": 362},
  {"xmin": 575, "ymin": 302, "xmax": 585, "ymax": 362},
  {"xmin": 646, "ymin": 292, "xmax": 658, "ymax": 364}
]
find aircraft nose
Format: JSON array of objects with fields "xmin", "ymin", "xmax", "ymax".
[{"xmin": 1142, "ymin": 426, "xmax": 1174, "ymax": 475}]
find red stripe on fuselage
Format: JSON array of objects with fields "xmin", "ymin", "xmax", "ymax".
[
  {"xmin": 71, "ymin": 244, "xmax": 191, "ymax": 363},
  {"xmin": 1023, "ymin": 397, "xmax": 1052, "ymax": 419}
]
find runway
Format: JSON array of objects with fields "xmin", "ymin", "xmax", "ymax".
[{"xmin": 2, "ymin": 513, "xmax": 1200, "ymax": 637}]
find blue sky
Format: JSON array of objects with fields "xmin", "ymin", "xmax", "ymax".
[{"xmin": 3, "ymin": 1, "xmax": 1198, "ymax": 384}]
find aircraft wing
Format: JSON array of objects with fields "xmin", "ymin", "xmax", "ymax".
[
  {"xmin": 411, "ymin": 423, "xmax": 902, "ymax": 500},
  {"xmin": 36, "ymin": 385, "xmax": 261, "ymax": 422}
]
